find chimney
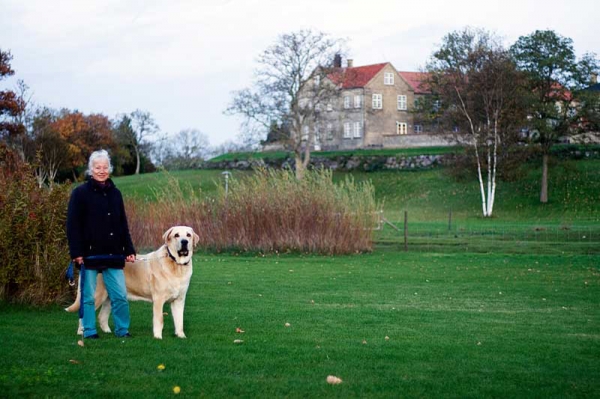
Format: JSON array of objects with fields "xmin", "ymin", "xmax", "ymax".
[
  {"xmin": 347, "ymin": 59, "xmax": 354, "ymax": 68},
  {"xmin": 333, "ymin": 54, "xmax": 342, "ymax": 68}
]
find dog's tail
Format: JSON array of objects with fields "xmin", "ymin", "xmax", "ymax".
[{"xmin": 65, "ymin": 275, "xmax": 81, "ymax": 312}]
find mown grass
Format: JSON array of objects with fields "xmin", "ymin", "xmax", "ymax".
[{"xmin": 1, "ymin": 252, "xmax": 598, "ymax": 398}]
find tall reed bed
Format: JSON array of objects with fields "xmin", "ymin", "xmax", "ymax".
[{"xmin": 126, "ymin": 169, "xmax": 378, "ymax": 254}]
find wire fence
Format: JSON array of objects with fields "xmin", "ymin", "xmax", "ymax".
[{"xmin": 374, "ymin": 216, "xmax": 600, "ymax": 255}]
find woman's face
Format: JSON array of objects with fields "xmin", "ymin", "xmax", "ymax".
[{"xmin": 91, "ymin": 158, "xmax": 110, "ymax": 182}]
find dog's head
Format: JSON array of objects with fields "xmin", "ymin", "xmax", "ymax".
[{"xmin": 162, "ymin": 226, "xmax": 200, "ymax": 265}]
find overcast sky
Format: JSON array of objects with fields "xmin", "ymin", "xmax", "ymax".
[{"xmin": 2, "ymin": 0, "xmax": 599, "ymax": 147}]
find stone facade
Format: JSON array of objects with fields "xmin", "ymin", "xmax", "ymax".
[{"xmin": 294, "ymin": 61, "xmax": 448, "ymax": 152}]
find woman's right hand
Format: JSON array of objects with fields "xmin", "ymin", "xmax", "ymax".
[{"xmin": 74, "ymin": 257, "xmax": 83, "ymax": 265}]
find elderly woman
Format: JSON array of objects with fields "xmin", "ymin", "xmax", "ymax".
[{"xmin": 67, "ymin": 149, "xmax": 136, "ymax": 339}]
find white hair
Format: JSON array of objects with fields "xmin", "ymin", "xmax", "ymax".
[{"xmin": 86, "ymin": 149, "xmax": 114, "ymax": 176}]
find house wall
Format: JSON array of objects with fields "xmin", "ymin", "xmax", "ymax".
[{"xmin": 363, "ymin": 64, "xmax": 415, "ymax": 146}]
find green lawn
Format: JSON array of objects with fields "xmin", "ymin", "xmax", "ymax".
[
  {"xmin": 2, "ymin": 158, "xmax": 598, "ymax": 397},
  {"xmin": 1, "ymin": 252, "xmax": 598, "ymax": 398},
  {"xmin": 115, "ymin": 160, "xmax": 600, "ymax": 224}
]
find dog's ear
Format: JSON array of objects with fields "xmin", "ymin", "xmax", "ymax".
[
  {"xmin": 162, "ymin": 227, "xmax": 175, "ymax": 243},
  {"xmin": 192, "ymin": 230, "xmax": 200, "ymax": 246}
]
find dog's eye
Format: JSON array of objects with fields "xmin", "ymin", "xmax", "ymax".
[
  {"xmin": 174, "ymin": 233, "xmax": 180, "ymax": 238},
  {"xmin": 186, "ymin": 233, "xmax": 191, "ymax": 237}
]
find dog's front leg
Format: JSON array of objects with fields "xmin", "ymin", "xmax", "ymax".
[
  {"xmin": 170, "ymin": 297, "xmax": 186, "ymax": 338},
  {"xmin": 152, "ymin": 299, "xmax": 166, "ymax": 339}
]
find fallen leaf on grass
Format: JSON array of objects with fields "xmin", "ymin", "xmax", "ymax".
[
  {"xmin": 236, "ymin": 327, "xmax": 245, "ymax": 333},
  {"xmin": 285, "ymin": 323, "xmax": 291, "ymax": 327},
  {"xmin": 77, "ymin": 340, "xmax": 84, "ymax": 347},
  {"xmin": 157, "ymin": 364, "xmax": 166, "ymax": 371},
  {"xmin": 234, "ymin": 339, "xmax": 244, "ymax": 344},
  {"xmin": 326, "ymin": 375, "xmax": 343, "ymax": 385},
  {"xmin": 362, "ymin": 340, "xmax": 367, "ymax": 345},
  {"xmin": 163, "ymin": 312, "xmax": 169, "ymax": 316},
  {"xmin": 385, "ymin": 336, "xmax": 390, "ymax": 341},
  {"xmin": 69, "ymin": 359, "xmax": 80, "ymax": 364}
]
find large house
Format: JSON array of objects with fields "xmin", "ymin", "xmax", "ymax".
[{"xmin": 299, "ymin": 57, "xmax": 451, "ymax": 151}]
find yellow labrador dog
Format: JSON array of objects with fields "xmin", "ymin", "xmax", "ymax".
[{"xmin": 66, "ymin": 226, "xmax": 199, "ymax": 339}]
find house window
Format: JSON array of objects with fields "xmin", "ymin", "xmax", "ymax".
[
  {"xmin": 354, "ymin": 95, "xmax": 362, "ymax": 108},
  {"xmin": 302, "ymin": 125, "xmax": 309, "ymax": 141},
  {"xmin": 372, "ymin": 94, "xmax": 383, "ymax": 109},
  {"xmin": 343, "ymin": 122, "xmax": 351, "ymax": 138},
  {"xmin": 452, "ymin": 126, "xmax": 460, "ymax": 133},
  {"xmin": 384, "ymin": 72, "xmax": 394, "ymax": 85},
  {"xmin": 397, "ymin": 95, "xmax": 407, "ymax": 111},
  {"xmin": 314, "ymin": 75, "xmax": 320, "ymax": 86},
  {"xmin": 396, "ymin": 122, "xmax": 407, "ymax": 135},
  {"xmin": 326, "ymin": 123, "xmax": 333, "ymax": 140},
  {"xmin": 344, "ymin": 96, "xmax": 351, "ymax": 109},
  {"xmin": 326, "ymin": 103, "xmax": 333, "ymax": 112},
  {"xmin": 414, "ymin": 124, "xmax": 423, "ymax": 133},
  {"xmin": 353, "ymin": 121, "xmax": 362, "ymax": 138}
]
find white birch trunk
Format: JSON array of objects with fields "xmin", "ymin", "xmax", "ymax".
[{"xmin": 456, "ymin": 86, "xmax": 488, "ymax": 217}]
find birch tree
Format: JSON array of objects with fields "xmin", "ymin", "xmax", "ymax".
[
  {"xmin": 424, "ymin": 28, "xmax": 525, "ymax": 217},
  {"xmin": 226, "ymin": 29, "xmax": 346, "ymax": 179}
]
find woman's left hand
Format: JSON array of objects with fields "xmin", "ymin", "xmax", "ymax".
[{"xmin": 126, "ymin": 254, "xmax": 136, "ymax": 263}]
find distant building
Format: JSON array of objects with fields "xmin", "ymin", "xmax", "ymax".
[{"xmin": 295, "ymin": 57, "xmax": 451, "ymax": 151}]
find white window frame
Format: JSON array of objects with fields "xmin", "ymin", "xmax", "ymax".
[
  {"xmin": 354, "ymin": 95, "xmax": 362, "ymax": 108},
  {"xmin": 326, "ymin": 123, "xmax": 333, "ymax": 140},
  {"xmin": 397, "ymin": 95, "xmax": 407, "ymax": 111},
  {"xmin": 314, "ymin": 75, "xmax": 321, "ymax": 86},
  {"xmin": 396, "ymin": 122, "xmax": 407, "ymax": 135},
  {"xmin": 384, "ymin": 72, "xmax": 394, "ymax": 85},
  {"xmin": 372, "ymin": 94, "xmax": 383, "ymax": 109},
  {"xmin": 343, "ymin": 122, "xmax": 351, "ymax": 138},
  {"xmin": 344, "ymin": 96, "xmax": 351, "ymax": 109},
  {"xmin": 326, "ymin": 103, "xmax": 333, "ymax": 112},
  {"xmin": 414, "ymin": 124, "xmax": 423, "ymax": 133},
  {"xmin": 353, "ymin": 121, "xmax": 362, "ymax": 138}
]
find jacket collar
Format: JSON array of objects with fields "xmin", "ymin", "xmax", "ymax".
[{"xmin": 87, "ymin": 177, "xmax": 115, "ymax": 192}]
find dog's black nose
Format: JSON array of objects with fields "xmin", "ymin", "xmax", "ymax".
[{"xmin": 181, "ymin": 239, "xmax": 188, "ymax": 248}]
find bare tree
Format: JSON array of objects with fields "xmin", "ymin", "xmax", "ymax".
[
  {"xmin": 128, "ymin": 110, "xmax": 159, "ymax": 174},
  {"xmin": 424, "ymin": 28, "xmax": 525, "ymax": 217},
  {"xmin": 155, "ymin": 129, "xmax": 210, "ymax": 170},
  {"xmin": 226, "ymin": 29, "xmax": 346, "ymax": 179}
]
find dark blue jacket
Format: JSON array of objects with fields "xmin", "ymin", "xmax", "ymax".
[{"xmin": 66, "ymin": 178, "xmax": 136, "ymax": 270}]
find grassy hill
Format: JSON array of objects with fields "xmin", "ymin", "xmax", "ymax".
[{"xmin": 115, "ymin": 159, "xmax": 600, "ymax": 224}]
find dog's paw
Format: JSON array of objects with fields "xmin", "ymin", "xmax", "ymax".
[
  {"xmin": 154, "ymin": 335, "xmax": 163, "ymax": 340},
  {"xmin": 175, "ymin": 332, "xmax": 187, "ymax": 339},
  {"xmin": 101, "ymin": 327, "xmax": 112, "ymax": 333}
]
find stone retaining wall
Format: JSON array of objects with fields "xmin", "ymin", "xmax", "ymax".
[{"xmin": 203, "ymin": 153, "xmax": 453, "ymax": 171}]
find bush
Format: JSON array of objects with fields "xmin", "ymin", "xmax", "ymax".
[
  {"xmin": 126, "ymin": 168, "xmax": 379, "ymax": 254},
  {"xmin": 0, "ymin": 144, "xmax": 72, "ymax": 304}
]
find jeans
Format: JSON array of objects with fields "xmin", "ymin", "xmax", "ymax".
[{"xmin": 81, "ymin": 267, "xmax": 130, "ymax": 338}]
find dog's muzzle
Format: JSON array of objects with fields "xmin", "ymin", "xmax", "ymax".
[{"xmin": 178, "ymin": 240, "xmax": 189, "ymax": 257}]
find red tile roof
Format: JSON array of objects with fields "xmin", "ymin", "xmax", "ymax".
[
  {"xmin": 327, "ymin": 63, "xmax": 388, "ymax": 89},
  {"xmin": 398, "ymin": 71, "xmax": 430, "ymax": 94}
]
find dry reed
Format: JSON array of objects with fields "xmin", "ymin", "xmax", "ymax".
[{"xmin": 126, "ymin": 168, "xmax": 378, "ymax": 254}]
